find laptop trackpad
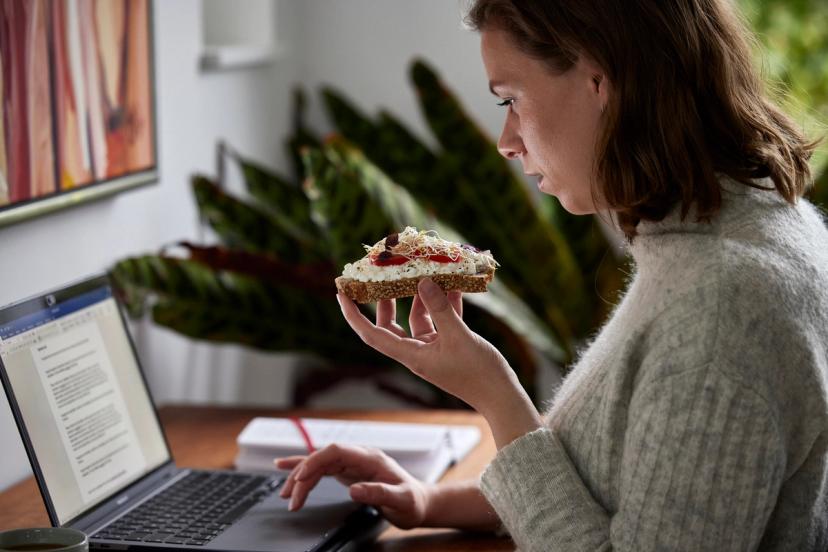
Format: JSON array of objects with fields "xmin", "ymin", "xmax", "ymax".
[{"xmin": 207, "ymin": 476, "xmax": 371, "ymax": 552}]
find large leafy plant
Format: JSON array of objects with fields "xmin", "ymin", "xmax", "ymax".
[
  {"xmin": 739, "ymin": 0, "xmax": 828, "ymax": 203},
  {"xmin": 110, "ymin": 58, "xmax": 628, "ymax": 407}
]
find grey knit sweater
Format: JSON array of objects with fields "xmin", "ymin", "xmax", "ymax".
[{"xmin": 480, "ymin": 177, "xmax": 828, "ymax": 551}]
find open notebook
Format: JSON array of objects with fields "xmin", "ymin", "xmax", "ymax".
[{"xmin": 235, "ymin": 418, "xmax": 481, "ymax": 483}]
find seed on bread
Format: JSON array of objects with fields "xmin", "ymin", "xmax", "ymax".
[{"xmin": 335, "ymin": 273, "xmax": 493, "ymax": 304}]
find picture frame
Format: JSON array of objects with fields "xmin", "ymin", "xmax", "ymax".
[{"xmin": 0, "ymin": 0, "xmax": 157, "ymax": 228}]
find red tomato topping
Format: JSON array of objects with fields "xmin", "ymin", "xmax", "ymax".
[
  {"xmin": 370, "ymin": 252, "xmax": 460, "ymax": 265},
  {"xmin": 427, "ymin": 254, "xmax": 458, "ymax": 263},
  {"xmin": 371, "ymin": 254, "xmax": 409, "ymax": 266}
]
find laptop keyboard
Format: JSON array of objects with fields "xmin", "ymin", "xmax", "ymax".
[{"xmin": 92, "ymin": 471, "xmax": 283, "ymax": 546}]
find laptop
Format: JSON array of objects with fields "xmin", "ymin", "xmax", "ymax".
[{"xmin": 0, "ymin": 274, "xmax": 384, "ymax": 552}]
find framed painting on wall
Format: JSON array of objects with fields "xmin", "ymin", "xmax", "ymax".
[{"xmin": 0, "ymin": 0, "xmax": 157, "ymax": 228}]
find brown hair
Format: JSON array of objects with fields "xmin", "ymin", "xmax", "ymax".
[{"xmin": 465, "ymin": 0, "xmax": 821, "ymax": 239}]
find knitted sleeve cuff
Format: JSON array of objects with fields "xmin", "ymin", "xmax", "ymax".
[{"xmin": 479, "ymin": 427, "xmax": 609, "ymax": 551}]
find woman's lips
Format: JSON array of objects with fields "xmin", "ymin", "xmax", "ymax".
[{"xmin": 526, "ymin": 172, "xmax": 549, "ymax": 193}]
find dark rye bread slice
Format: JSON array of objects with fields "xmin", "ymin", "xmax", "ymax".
[{"xmin": 335, "ymin": 272, "xmax": 494, "ymax": 304}]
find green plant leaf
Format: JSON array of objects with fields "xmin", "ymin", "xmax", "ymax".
[
  {"xmin": 110, "ymin": 255, "xmax": 385, "ymax": 365},
  {"xmin": 739, "ymin": 0, "xmax": 828, "ymax": 193},
  {"xmin": 192, "ymin": 175, "xmax": 323, "ymax": 263},
  {"xmin": 809, "ymin": 167, "xmax": 828, "ymax": 207},
  {"xmin": 233, "ymin": 154, "xmax": 322, "ymax": 246},
  {"xmin": 321, "ymin": 87, "xmax": 380, "ymax": 153},
  {"xmin": 171, "ymin": 242, "xmax": 336, "ymax": 295},
  {"xmin": 373, "ymin": 110, "xmax": 455, "ymax": 209}
]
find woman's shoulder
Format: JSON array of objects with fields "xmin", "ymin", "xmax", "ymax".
[
  {"xmin": 713, "ymin": 187, "xmax": 828, "ymax": 329},
  {"xmin": 633, "ymin": 179, "xmax": 828, "ymax": 323},
  {"xmin": 629, "ymin": 185, "xmax": 828, "ymax": 400}
]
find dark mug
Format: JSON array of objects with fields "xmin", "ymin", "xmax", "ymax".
[{"xmin": 0, "ymin": 528, "xmax": 88, "ymax": 552}]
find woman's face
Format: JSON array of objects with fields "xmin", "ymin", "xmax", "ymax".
[{"xmin": 480, "ymin": 27, "xmax": 609, "ymax": 215}]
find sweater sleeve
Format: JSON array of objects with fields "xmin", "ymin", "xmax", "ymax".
[{"xmin": 479, "ymin": 366, "xmax": 786, "ymax": 551}]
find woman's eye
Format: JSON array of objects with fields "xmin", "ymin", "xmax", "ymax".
[{"xmin": 496, "ymin": 98, "xmax": 514, "ymax": 108}]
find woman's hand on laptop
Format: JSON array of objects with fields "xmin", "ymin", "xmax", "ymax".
[{"xmin": 275, "ymin": 444, "xmax": 431, "ymax": 529}]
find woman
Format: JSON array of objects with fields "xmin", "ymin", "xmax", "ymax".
[{"xmin": 276, "ymin": 1, "xmax": 828, "ymax": 550}]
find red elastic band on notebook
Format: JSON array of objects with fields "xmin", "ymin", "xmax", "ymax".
[{"xmin": 289, "ymin": 417, "xmax": 316, "ymax": 454}]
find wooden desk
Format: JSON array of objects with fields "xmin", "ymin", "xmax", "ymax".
[{"xmin": 0, "ymin": 406, "xmax": 513, "ymax": 551}]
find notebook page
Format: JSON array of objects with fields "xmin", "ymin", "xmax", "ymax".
[
  {"xmin": 237, "ymin": 418, "xmax": 448, "ymax": 456},
  {"xmin": 235, "ymin": 422, "xmax": 481, "ymax": 483}
]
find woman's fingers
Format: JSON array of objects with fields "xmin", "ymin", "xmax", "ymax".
[
  {"xmin": 376, "ymin": 299, "xmax": 395, "ymax": 328},
  {"xmin": 274, "ymin": 456, "xmax": 305, "ymax": 471},
  {"xmin": 349, "ymin": 482, "xmax": 409, "ymax": 511},
  {"xmin": 282, "ymin": 444, "xmax": 399, "ymax": 511},
  {"xmin": 277, "ymin": 445, "xmax": 430, "ymax": 526},
  {"xmin": 280, "ymin": 452, "xmax": 340, "ymax": 509},
  {"xmin": 448, "ymin": 291, "xmax": 463, "ymax": 318},
  {"xmin": 411, "ymin": 283, "xmax": 462, "ymax": 338},
  {"xmin": 279, "ymin": 460, "xmax": 306, "ymax": 499},
  {"xmin": 376, "ymin": 299, "xmax": 407, "ymax": 338},
  {"xmin": 409, "ymin": 294, "xmax": 435, "ymax": 338},
  {"xmin": 337, "ymin": 293, "xmax": 423, "ymax": 365},
  {"xmin": 288, "ymin": 471, "xmax": 326, "ymax": 511},
  {"xmin": 417, "ymin": 279, "xmax": 465, "ymax": 336},
  {"xmin": 297, "ymin": 444, "xmax": 378, "ymax": 482},
  {"xmin": 274, "ymin": 456, "xmax": 306, "ymax": 498}
]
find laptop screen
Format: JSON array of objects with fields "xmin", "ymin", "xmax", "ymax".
[{"xmin": 0, "ymin": 276, "xmax": 170, "ymax": 525}]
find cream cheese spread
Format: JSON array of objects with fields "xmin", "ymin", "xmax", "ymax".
[{"xmin": 341, "ymin": 227, "xmax": 497, "ymax": 283}]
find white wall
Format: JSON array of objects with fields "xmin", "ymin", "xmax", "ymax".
[
  {"xmin": 297, "ymin": 0, "xmax": 506, "ymax": 159},
  {"xmin": 0, "ymin": 0, "xmax": 528, "ymax": 492}
]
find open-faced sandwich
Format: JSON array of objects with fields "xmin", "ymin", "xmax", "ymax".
[{"xmin": 335, "ymin": 226, "xmax": 498, "ymax": 303}]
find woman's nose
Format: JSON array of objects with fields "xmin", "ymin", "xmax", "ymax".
[{"xmin": 497, "ymin": 114, "xmax": 524, "ymax": 160}]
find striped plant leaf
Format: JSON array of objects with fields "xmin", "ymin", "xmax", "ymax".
[
  {"xmin": 374, "ymin": 111, "xmax": 457, "ymax": 207},
  {"xmin": 303, "ymin": 139, "xmax": 458, "ymax": 268},
  {"xmin": 233, "ymin": 154, "xmax": 322, "ymax": 246},
  {"xmin": 173, "ymin": 242, "xmax": 336, "ymax": 295},
  {"xmin": 321, "ymin": 87, "xmax": 380, "ymax": 153},
  {"xmin": 409, "ymin": 59, "xmax": 493, "ymax": 158},
  {"xmin": 110, "ymin": 255, "xmax": 385, "ymax": 365},
  {"xmin": 192, "ymin": 175, "xmax": 323, "ymax": 263},
  {"xmin": 300, "ymin": 147, "xmax": 391, "ymax": 267},
  {"xmin": 321, "ymin": 88, "xmax": 452, "ymax": 213}
]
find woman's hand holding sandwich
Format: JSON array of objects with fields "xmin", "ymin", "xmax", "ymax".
[{"xmin": 337, "ymin": 278, "xmax": 542, "ymax": 451}]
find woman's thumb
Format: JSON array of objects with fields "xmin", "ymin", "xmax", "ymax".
[
  {"xmin": 417, "ymin": 278, "xmax": 461, "ymax": 330},
  {"xmin": 349, "ymin": 482, "xmax": 407, "ymax": 510}
]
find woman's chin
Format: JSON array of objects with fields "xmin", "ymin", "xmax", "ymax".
[
  {"xmin": 538, "ymin": 178, "xmax": 598, "ymax": 215},
  {"xmin": 556, "ymin": 194, "xmax": 597, "ymax": 216}
]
